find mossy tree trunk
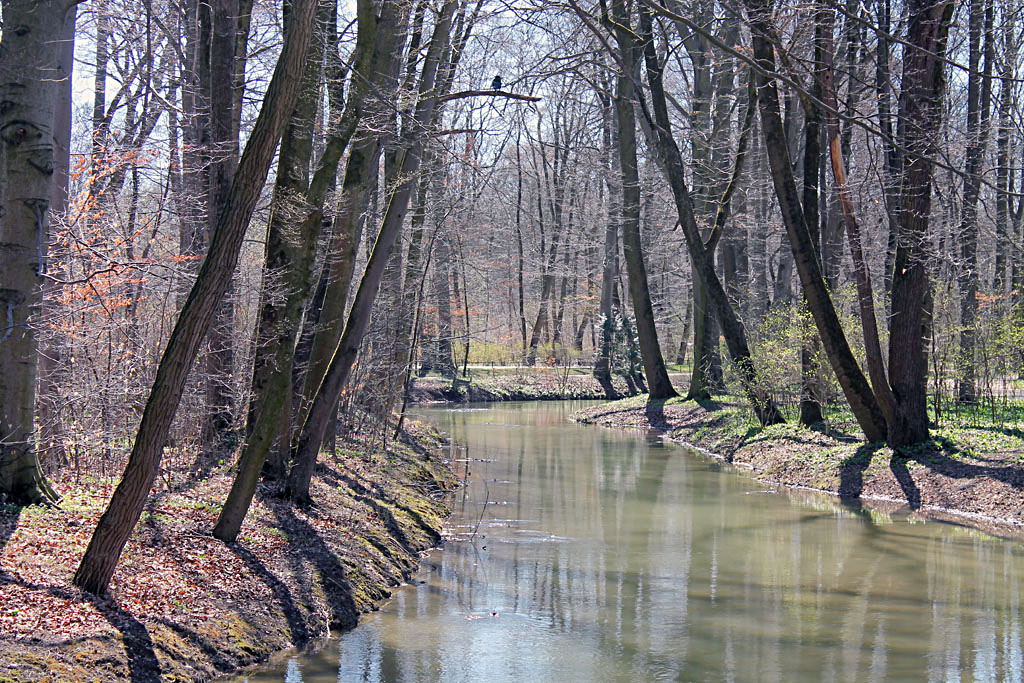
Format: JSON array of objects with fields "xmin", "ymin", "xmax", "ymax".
[
  {"xmin": 294, "ymin": 0, "xmax": 413, "ymax": 431},
  {"xmin": 286, "ymin": 0, "xmax": 460, "ymax": 505},
  {"xmin": 213, "ymin": 0, "xmax": 377, "ymax": 543}
]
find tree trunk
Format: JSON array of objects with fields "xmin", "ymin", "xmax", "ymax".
[
  {"xmin": 676, "ymin": 298, "xmax": 692, "ymax": 366},
  {"xmin": 887, "ymin": 0, "xmax": 954, "ymax": 446},
  {"xmin": 214, "ymin": 0, "xmax": 367, "ymax": 543},
  {"xmin": 287, "ymin": 0, "xmax": 459, "ymax": 505},
  {"xmin": 430, "ymin": 231, "xmax": 457, "ymax": 376},
  {"xmin": 593, "ymin": 85, "xmax": 619, "ymax": 397},
  {"xmin": 295, "ymin": 0, "xmax": 411, "ymax": 427},
  {"xmin": 745, "ymin": 0, "xmax": 887, "ymax": 441},
  {"xmin": 0, "ymin": 0, "xmax": 66, "ymax": 505},
  {"xmin": 200, "ymin": 0, "xmax": 245, "ymax": 458},
  {"xmin": 994, "ymin": 17, "xmax": 1016, "ymax": 294},
  {"xmin": 687, "ymin": 278, "xmax": 711, "ymax": 400},
  {"xmin": 514, "ymin": 132, "xmax": 529, "ymax": 355},
  {"xmin": 626, "ymin": 2, "xmax": 782, "ymax": 424},
  {"xmin": 799, "ymin": 4, "xmax": 825, "ymax": 427},
  {"xmin": 36, "ymin": 4, "xmax": 76, "ymax": 470},
  {"xmin": 73, "ymin": 0, "xmax": 317, "ymax": 595},
  {"xmin": 177, "ymin": 0, "xmax": 210, "ymax": 304},
  {"xmin": 611, "ymin": 4, "xmax": 676, "ymax": 400},
  {"xmin": 877, "ymin": 0, "xmax": 901, "ymax": 308},
  {"xmin": 956, "ymin": 0, "xmax": 994, "ymax": 403}
]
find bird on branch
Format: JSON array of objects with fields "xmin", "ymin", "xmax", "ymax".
[{"xmin": 491, "ymin": 75, "xmax": 502, "ymax": 91}]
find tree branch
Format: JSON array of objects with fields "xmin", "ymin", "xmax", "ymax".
[{"xmin": 437, "ymin": 89, "xmax": 541, "ymax": 104}]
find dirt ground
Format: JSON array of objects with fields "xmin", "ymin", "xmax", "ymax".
[
  {"xmin": 0, "ymin": 422, "xmax": 457, "ymax": 682},
  {"xmin": 573, "ymin": 396, "xmax": 1024, "ymax": 537}
]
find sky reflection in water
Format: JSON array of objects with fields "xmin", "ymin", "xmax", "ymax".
[{"xmin": 243, "ymin": 400, "xmax": 1024, "ymax": 682}]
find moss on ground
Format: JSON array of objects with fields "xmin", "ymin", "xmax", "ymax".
[{"xmin": 0, "ymin": 422, "xmax": 457, "ymax": 682}]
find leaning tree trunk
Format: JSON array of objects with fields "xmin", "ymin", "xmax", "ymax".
[
  {"xmin": 286, "ymin": 0, "xmax": 459, "ymax": 505},
  {"xmin": 72, "ymin": 0, "xmax": 317, "ymax": 595},
  {"xmin": 295, "ymin": 0, "xmax": 411, "ymax": 428},
  {"xmin": 0, "ymin": 0, "xmax": 66, "ymax": 505},
  {"xmin": 624, "ymin": 2, "xmax": 782, "ymax": 425},
  {"xmin": 213, "ymin": 0, "xmax": 376, "ymax": 543},
  {"xmin": 745, "ymin": 0, "xmax": 887, "ymax": 442}
]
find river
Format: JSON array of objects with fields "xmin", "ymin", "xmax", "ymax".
[{"xmin": 242, "ymin": 400, "xmax": 1024, "ymax": 681}]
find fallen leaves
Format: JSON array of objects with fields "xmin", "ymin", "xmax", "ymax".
[{"xmin": 0, "ymin": 425, "xmax": 458, "ymax": 680}]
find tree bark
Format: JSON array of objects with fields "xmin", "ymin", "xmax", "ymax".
[
  {"xmin": 877, "ymin": 0, "xmax": 901, "ymax": 307},
  {"xmin": 295, "ymin": 0, "xmax": 412, "ymax": 427},
  {"xmin": 799, "ymin": 3, "xmax": 825, "ymax": 426},
  {"xmin": 36, "ymin": 4, "xmax": 77, "ymax": 469},
  {"xmin": 994, "ymin": 16, "xmax": 1016, "ymax": 294},
  {"xmin": 822, "ymin": 19, "xmax": 900, "ymax": 430},
  {"xmin": 0, "ymin": 0, "xmax": 67, "ymax": 505},
  {"xmin": 176, "ymin": 0, "xmax": 210, "ymax": 304},
  {"xmin": 623, "ymin": 2, "xmax": 782, "ymax": 424},
  {"xmin": 431, "ymin": 230, "xmax": 457, "ymax": 376},
  {"xmin": 213, "ymin": 0, "xmax": 370, "ymax": 542},
  {"xmin": 887, "ymin": 0, "xmax": 954, "ymax": 446},
  {"xmin": 201, "ymin": 0, "xmax": 244, "ymax": 458},
  {"xmin": 593, "ymin": 83, "xmax": 619, "ymax": 396}
]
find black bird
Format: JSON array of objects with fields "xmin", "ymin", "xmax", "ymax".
[{"xmin": 491, "ymin": 75, "xmax": 502, "ymax": 91}]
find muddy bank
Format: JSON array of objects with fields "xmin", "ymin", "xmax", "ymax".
[
  {"xmin": 407, "ymin": 372, "xmax": 629, "ymax": 404},
  {"xmin": 573, "ymin": 396, "xmax": 1024, "ymax": 535},
  {"xmin": 0, "ymin": 423, "xmax": 457, "ymax": 682}
]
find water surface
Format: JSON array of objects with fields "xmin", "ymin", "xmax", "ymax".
[{"xmin": 244, "ymin": 400, "xmax": 1024, "ymax": 682}]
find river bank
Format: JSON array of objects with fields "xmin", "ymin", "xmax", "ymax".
[
  {"xmin": 0, "ymin": 422, "xmax": 457, "ymax": 682},
  {"xmin": 407, "ymin": 371, "xmax": 632, "ymax": 403},
  {"xmin": 573, "ymin": 396, "xmax": 1024, "ymax": 535}
]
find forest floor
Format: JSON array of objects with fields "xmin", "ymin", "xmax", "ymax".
[
  {"xmin": 0, "ymin": 422, "xmax": 457, "ymax": 682},
  {"xmin": 573, "ymin": 395, "xmax": 1024, "ymax": 536}
]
